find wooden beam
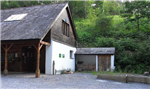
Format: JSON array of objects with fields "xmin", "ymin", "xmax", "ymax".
[
  {"xmin": 40, "ymin": 41, "xmax": 50, "ymax": 46},
  {"xmin": 39, "ymin": 44, "xmax": 43, "ymax": 50},
  {"xmin": 7, "ymin": 44, "xmax": 13, "ymax": 51},
  {"xmin": 21, "ymin": 44, "xmax": 33, "ymax": 46},
  {"xmin": 3, "ymin": 44, "xmax": 13, "ymax": 76},
  {"xmin": 1, "ymin": 45, "xmax": 6, "ymax": 50},
  {"xmin": 32, "ymin": 44, "xmax": 37, "ymax": 50},
  {"xmin": 36, "ymin": 43, "xmax": 40, "ymax": 78},
  {"xmin": 1, "ymin": 39, "xmax": 39, "ymax": 44},
  {"xmin": 4, "ymin": 44, "xmax": 8, "ymax": 75}
]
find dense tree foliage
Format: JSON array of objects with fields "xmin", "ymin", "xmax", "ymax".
[
  {"xmin": 121, "ymin": 1, "xmax": 150, "ymax": 30},
  {"xmin": 1, "ymin": 1, "xmax": 150, "ymax": 73},
  {"xmin": 74, "ymin": 1, "xmax": 150, "ymax": 74}
]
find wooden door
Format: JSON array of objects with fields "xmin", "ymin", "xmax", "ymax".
[
  {"xmin": 98, "ymin": 55, "xmax": 111, "ymax": 71},
  {"xmin": 22, "ymin": 46, "xmax": 35, "ymax": 72}
]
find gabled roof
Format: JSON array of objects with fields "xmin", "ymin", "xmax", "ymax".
[
  {"xmin": 1, "ymin": 2, "xmax": 77, "ymax": 41},
  {"xmin": 76, "ymin": 48, "xmax": 115, "ymax": 55}
]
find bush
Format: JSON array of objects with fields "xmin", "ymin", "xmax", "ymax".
[
  {"xmin": 9, "ymin": 1, "xmax": 21, "ymax": 8},
  {"xmin": 61, "ymin": 69, "xmax": 66, "ymax": 74},
  {"xmin": 0, "ymin": 1, "xmax": 8, "ymax": 10}
]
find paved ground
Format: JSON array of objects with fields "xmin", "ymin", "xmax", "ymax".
[{"xmin": 1, "ymin": 73, "xmax": 150, "ymax": 89}]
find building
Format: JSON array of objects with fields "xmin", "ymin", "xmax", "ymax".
[
  {"xmin": 1, "ymin": 2, "xmax": 77, "ymax": 77},
  {"xmin": 75, "ymin": 48, "xmax": 115, "ymax": 72},
  {"xmin": 120, "ymin": 0, "xmax": 134, "ymax": 2}
]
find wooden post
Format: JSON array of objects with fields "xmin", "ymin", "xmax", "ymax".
[
  {"xmin": 36, "ymin": 43, "xmax": 40, "ymax": 78},
  {"xmin": 4, "ymin": 45, "xmax": 8, "ymax": 76},
  {"xmin": 34, "ymin": 41, "xmax": 48, "ymax": 78},
  {"xmin": 2, "ymin": 44, "xmax": 13, "ymax": 75}
]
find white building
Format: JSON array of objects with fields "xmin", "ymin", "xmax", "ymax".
[
  {"xmin": 120, "ymin": 0, "xmax": 134, "ymax": 2},
  {"xmin": 1, "ymin": 2, "xmax": 77, "ymax": 77}
]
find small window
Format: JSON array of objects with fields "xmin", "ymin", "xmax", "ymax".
[
  {"xmin": 1, "ymin": 53, "xmax": 15, "ymax": 61},
  {"xmin": 70, "ymin": 50, "xmax": 73, "ymax": 59},
  {"xmin": 4, "ymin": 13, "xmax": 28, "ymax": 21},
  {"xmin": 59, "ymin": 53, "xmax": 61, "ymax": 58},
  {"xmin": 62, "ymin": 20, "xmax": 69, "ymax": 37},
  {"xmin": 8, "ymin": 53, "xmax": 15, "ymax": 61}
]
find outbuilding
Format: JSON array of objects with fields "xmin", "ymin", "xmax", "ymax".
[{"xmin": 75, "ymin": 48, "xmax": 115, "ymax": 72}]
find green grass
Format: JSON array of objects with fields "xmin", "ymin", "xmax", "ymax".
[{"xmin": 77, "ymin": 71, "xmax": 128, "ymax": 76}]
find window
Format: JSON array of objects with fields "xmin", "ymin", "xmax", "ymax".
[
  {"xmin": 4, "ymin": 13, "xmax": 28, "ymax": 21},
  {"xmin": 8, "ymin": 53, "xmax": 15, "ymax": 61},
  {"xmin": 59, "ymin": 53, "xmax": 61, "ymax": 58},
  {"xmin": 70, "ymin": 50, "xmax": 73, "ymax": 59},
  {"xmin": 62, "ymin": 20, "xmax": 69, "ymax": 37},
  {"xmin": 1, "ymin": 53, "xmax": 15, "ymax": 61}
]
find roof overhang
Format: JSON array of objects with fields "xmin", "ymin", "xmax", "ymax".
[{"xmin": 75, "ymin": 48, "xmax": 115, "ymax": 55}]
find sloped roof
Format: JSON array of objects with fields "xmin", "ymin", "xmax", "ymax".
[
  {"xmin": 1, "ymin": 2, "xmax": 69, "ymax": 41},
  {"xmin": 76, "ymin": 48, "xmax": 115, "ymax": 55}
]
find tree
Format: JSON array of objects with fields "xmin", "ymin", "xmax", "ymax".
[
  {"xmin": 103, "ymin": 1, "xmax": 121, "ymax": 15},
  {"xmin": 121, "ymin": 1, "xmax": 150, "ymax": 30},
  {"xmin": 1, "ymin": 1, "xmax": 10, "ymax": 9},
  {"xmin": 95, "ymin": 15, "xmax": 113, "ymax": 36}
]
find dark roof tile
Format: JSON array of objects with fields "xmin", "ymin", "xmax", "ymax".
[{"xmin": 76, "ymin": 48, "xmax": 115, "ymax": 55}]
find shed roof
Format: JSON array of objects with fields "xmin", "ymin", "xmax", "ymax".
[
  {"xmin": 76, "ymin": 48, "xmax": 115, "ymax": 55},
  {"xmin": 1, "ymin": 2, "xmax": 74, "ymax": 41}
]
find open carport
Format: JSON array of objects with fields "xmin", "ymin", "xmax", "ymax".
[{"xmin": 75, "ymin": 48, "xmax": 115, "ymax": 72}]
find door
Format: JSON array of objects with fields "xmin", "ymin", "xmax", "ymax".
[
  {"xmin": 22, "ymin": 46, "xmax": 36, "ymax": 72},
  {"xmin": 98, "ymin": 55, "xmax": 111, "ymax": 71}
]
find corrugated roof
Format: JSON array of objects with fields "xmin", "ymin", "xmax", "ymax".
[
  {"xmin": 1, "ymin": 2, "xmax": 67, "ymax": 41},
  {"xmin": 76, "ymin": 48, "xmax": 115, "ymax": 55}
]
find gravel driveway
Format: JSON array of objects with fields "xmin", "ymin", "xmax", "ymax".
[{"xmin": 1, "ymin": 73, "xmax": 150, "ymax": 89}]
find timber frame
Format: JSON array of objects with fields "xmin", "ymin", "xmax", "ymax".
[
  {"xmin": 1, "ymin": 44, "xmax": 13, "ymax": 75},
  {"xmin": 1, "ymin": 40, "xmax": 50, "ymax": 78},
  {"xmin": 33, "ymin": 40, "xmax": 50, "ymax": 77}
]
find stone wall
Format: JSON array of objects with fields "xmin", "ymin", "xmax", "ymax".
[{"xmin": 76, "ymin": 64, "xmax": 96, "ymax": 71}]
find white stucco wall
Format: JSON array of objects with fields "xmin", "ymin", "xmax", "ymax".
[
  {"xmin": 96, "ymin": 55, "xmax": 98, "ymax": 72},
  {"xmin": 45, "ymin": 41, "xmax": 53, "ymax": 74},
  {"xmin": 111, "ymin": 55, "xmax": 115, "ymax": 71},
  {"xmin": 45, "ymin": 40, "xmax": 76, "ymax": 74}
]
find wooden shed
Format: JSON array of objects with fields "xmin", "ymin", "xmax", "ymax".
[{"xmin": 75, "ymin": 48, "xmax": 115, "ymax": 72}]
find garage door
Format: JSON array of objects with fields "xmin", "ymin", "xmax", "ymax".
[{"xmin": 98, "ymin": 55, "xmax": 111, "ymax": 71}]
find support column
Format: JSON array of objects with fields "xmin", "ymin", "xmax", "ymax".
[
  {"xmin": 4, "ymin": 45, "xmax": 8, "ymax": 75},
  {"xmin": 2, "ymin": 44, "xmax": 13, "ymax": 76},
  {"xmin": 96, "ymin": 55, "xmax": 98, "ymax": 72},
  {"xmin": 36, "ymin": 43, "xmax": 40, "ymax": 78},
  {"xmin": 34, "ymin": 40, "xmax": 50, "ymax": 77}
]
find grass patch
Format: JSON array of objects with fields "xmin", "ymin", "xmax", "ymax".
[
  {"xmin": 77, "ymin": 71, "xmax": 128, "ymax": 76},
  {"xmin": 80, "ymin": 71, "xmax": 99, "ymax": 76}
]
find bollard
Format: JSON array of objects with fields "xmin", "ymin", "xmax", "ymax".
[{"xmin": 126, "ymin": 75, "xmax": 128, "ymax": 83}]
